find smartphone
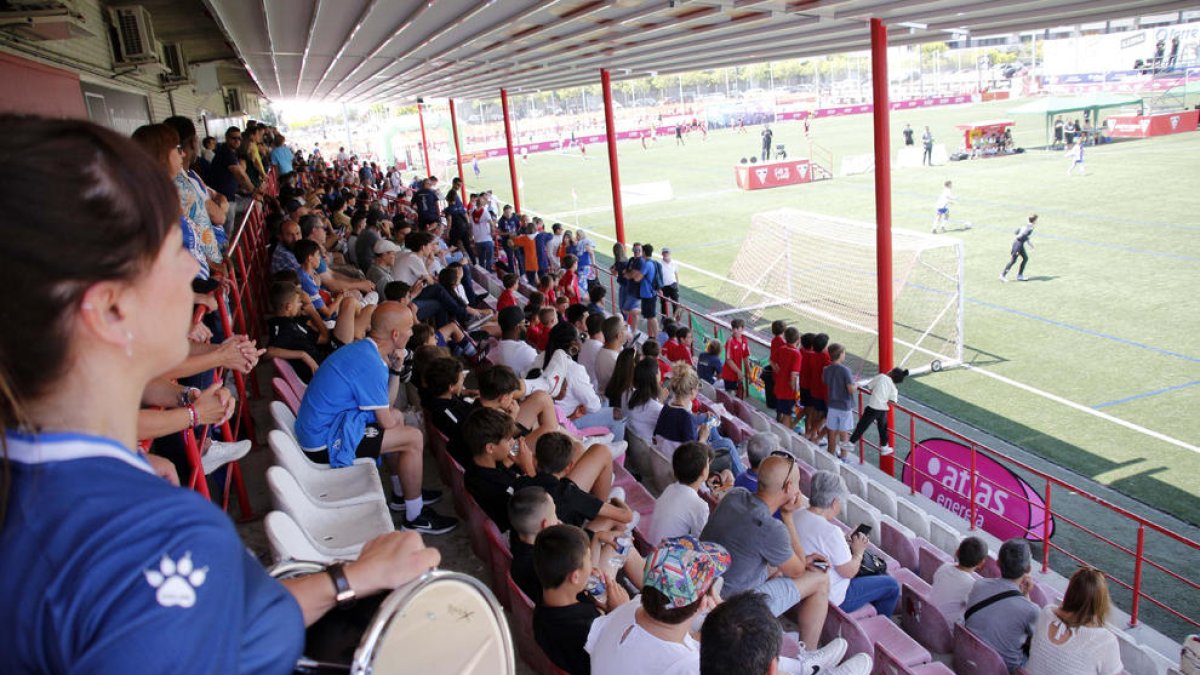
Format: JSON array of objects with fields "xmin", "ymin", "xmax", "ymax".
[
  {"xmin": 811, "ymin": 560, "xmax": 830, "ymax": 571},
  {"xmin": 852, "ymin": 523, "xmax": 873, "ymax": 538}
]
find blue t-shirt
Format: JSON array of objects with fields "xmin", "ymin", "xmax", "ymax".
[
  {"xmin": 497, "ymin": 214, "xmax": 520, "ymax": 235},
  {"xmin": 823, "ymin": 362, "xmax": 855, "ymax": 411},
  {"xmin": 697, "ymin": 352, "xmax": 722, "ymax": 384},
  {"xmin": 299, "ymin": 270, "xmax": 325, "ymax": 310},
  {"xmin": 0, "ymin": 432, "xmax": 303, "ymax": 673},
  {"xmin": 653, "ymin": 404, "xmax": 699, "ymax": 443},
  {"xmin": 534, "ymin": 232, "xmax": 555, "ymax": 273},
  {"xmin": 638, "ymin": 257, "xmax": 658, "ymax": 299},
  {"xmin": 295, "ymin": 338, "xmax": 390, "ymax": 466},
  {"xmin": 733, "ymin": 469, "xmax": 759, "ymax": 492},
  {"xmin": 269, "ymin": 146, "xmax": 295, "ymax": 174}
]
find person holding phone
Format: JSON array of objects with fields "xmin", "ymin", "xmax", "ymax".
[{"xmin": 793, "ymin": 471, "xmax": 900, "ymax": 617}]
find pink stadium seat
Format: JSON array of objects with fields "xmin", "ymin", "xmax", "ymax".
[
  {"xmin": 898, "ymin": 580, "xmax": 954, "ymax": 654},
  {"xmin": 272, "ymin": 377, "xmax": 302, "ymax": 415},
  {"xmin": 876, "ymin": 642, "xmax": 956, "ymax": 675},
  {"xmin": 881, "ymin": 519, "xmax": 920, "ymax": 572},
  {"xmin": 448, "ymin": 453, "xmax": 469, "ymax": 520},
  {"xmin": 893, "ymin": 567, "xmax": 931, "ymax": 597},
  {"xmin": 1028, "ymin": 581, "xmax": 1061, "ymax": 608},
  {"xmin": 272, "ymin": 357, "xmax": 307, "ymax": 399},
  {"xmin": 612, "ymin": 462, "xmax": 657, "ymax": 520},
  {"xmin": 507, "ymin": 575, "xmax": 570, "ymax": 675},
  {"xmin": 484, "ymin": 520, "xmax": 512, "ymax": 611},
  {"xmin": 952, "ymin": 624, "xmax": 1009, "ymax": 675},
  {"xmin": 918, "ymin": 539, "xmax": 954, "ymax": 584},
  {"xmin": 796, "ymin": 461, "xmax": 815, "ymax": 496},
  {"xmin": 979, "ymin": 555, "xmax": 1002, "ymax": 579},
  {"xmin": 821, "ymin": 601, "xmax": 931, "ymax": 671}
]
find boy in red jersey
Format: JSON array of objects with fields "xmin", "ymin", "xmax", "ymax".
[
  {"xmin": 663, "ymin": 326, "xmax": 695, "ymax": 365},
  {"xmin": 773, "ymin": 327, "xmax": 803, "ymax": 428},
  {"xmin": 803, "ymin": 333, "xmax": 831, "ymax": 443},
  {"xmin": 497, "ymin": 273, "xmax": 519, "ymax": 311},
  {"xmin": 764, "ymin": 320, "xmax": 786, "ymax": 408},
  {"xmin": 721, "ymin": 319, "xmax": 750, "ymax": 395}
]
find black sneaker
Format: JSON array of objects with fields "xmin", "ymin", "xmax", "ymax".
[
  {"xmin": 401, "ymin": 508, "xmax": 458, "ymax": 535},
  {"xmin": 388, "ymin": 489, "xmax": 443, "ymax": 512}
]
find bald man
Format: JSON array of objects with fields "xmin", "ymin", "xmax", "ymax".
[
  {"xmin": 701, "ymin": 454, "xmax": 830, "ymax": 649},
  {"xmin": 296, "ymin": 301, "xmax": 458, "ymax": 534}
]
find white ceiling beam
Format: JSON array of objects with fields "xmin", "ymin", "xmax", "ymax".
[{"xmin": 294, "ymin": 0, "xmax": 321, "ymax": 98}]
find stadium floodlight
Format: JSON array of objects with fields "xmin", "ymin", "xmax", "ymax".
[{"xmin": 713, "ymin": 209, "xmax": 964, "ymax": 377}]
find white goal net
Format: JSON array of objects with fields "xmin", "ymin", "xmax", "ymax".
[{"xmin": 709, "ymin": 208, "xmax": 964, "ymax": 377}]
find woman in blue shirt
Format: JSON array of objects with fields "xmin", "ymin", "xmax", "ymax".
[
  {"xmin": 653, "ymin": 363, "xmax": 747, "ymax": 476},
  {"xmin": 0, "ymin": 117, "xmax": 439, "ymax": 674}
]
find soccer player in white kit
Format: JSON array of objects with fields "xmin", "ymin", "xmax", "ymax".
[
  {"xmin": 932, "ymin": 180, "xmax": 954, "ymax": 233},
  {"xmin": 1066, "ymin": 141, "xmax": 1085, "ymax": 175}
]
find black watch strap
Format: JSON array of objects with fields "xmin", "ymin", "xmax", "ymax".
[{"xmin": 326, "ymin": 563, "xmax": 356, "ymax": 607}]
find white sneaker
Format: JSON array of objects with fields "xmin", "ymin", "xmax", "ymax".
[
  {"xmin": 608, "ymin": 486, "xmax": 626, "ymax": 503},
  {"xmin": 999, "ymin": 274, "xmax": 1008, "ymax": 283},
  {"xmin": 880, "ymin": 445, "xmax": 894, "ymax": 456},
  {"xmin": 796, "ymin": 638, "xmax": 847, "ymax": 673},
  {"xmin": 201, "ymin": 439, "xmax": 252, "ymax": 475},
  {"xmin": 607, "ymin": 440, "xmax": 628, "ymax": 460},
  {"xmin": 1017, "ymin": 275, "xmax": 1026, "ymax": 281},
  {"xmin": 827, "ymin": 653, "xmax": 872, "ymax": 675},
  {"xmin": 581, "ymin": 433, "xmax": 615, "ymax": 447}
]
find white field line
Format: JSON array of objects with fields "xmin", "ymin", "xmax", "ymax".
[{"xmin": 538, "ymin": 209, "xmax": 1200, "ymax": 456}]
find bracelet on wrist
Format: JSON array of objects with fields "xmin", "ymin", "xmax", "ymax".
[{"xmin": 186, "ymin": 404, "xmax": 198, "ymax": 429}]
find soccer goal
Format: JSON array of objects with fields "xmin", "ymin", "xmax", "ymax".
[{"xmin": 709, "ymin": 208, "xmax": 964, "ymax": 377}]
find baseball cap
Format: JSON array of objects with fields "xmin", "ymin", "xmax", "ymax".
[
  {"xmin": 373, "ymin": 239, "xmax": 402, "ymax": 255},
  {"xmin": 643, "ymin": 535, "xmax": 731, "ymax": 608},
  {"xmin": 661, "ymin": 248, "xmax": 671, "ymax": 254},
  {"xmin": 498, "ymin": 306, "xmax": 526, "ymax": 332}
]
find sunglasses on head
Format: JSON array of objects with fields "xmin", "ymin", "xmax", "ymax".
[{"xmin": 771, "ymin": 450, "xmax": 796, "ymax": 484}]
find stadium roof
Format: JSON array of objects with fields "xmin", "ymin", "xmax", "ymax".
[
  {"xmin": 201, "ymin": 0, "xmax": 1199, "ymax": 105},
  {"xmin": 1008, "ymin": 93, "xmax": 1145, "ymax": 115}
]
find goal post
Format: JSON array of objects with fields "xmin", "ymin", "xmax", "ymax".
[{"xmin": 710, "ymin": 208, "xmax": 964, "ymax": 378}]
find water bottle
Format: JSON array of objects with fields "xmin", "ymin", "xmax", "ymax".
[{"xmin": 607, "ymin": 534, "xmax": 632, "ymax": 573}]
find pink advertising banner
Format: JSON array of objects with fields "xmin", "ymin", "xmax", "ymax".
[{"xmin": 901, "ymin": 438, "xmax": 1055, "ymax": 542}]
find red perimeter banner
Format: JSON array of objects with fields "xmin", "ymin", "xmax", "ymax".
[
  {"xmin": 734, "ymin": 159, "xmax": 812, "ymax": 190},
  {"xmin": 1108, "ymin": 110, "xmax": 1199, "ymax": 138}
]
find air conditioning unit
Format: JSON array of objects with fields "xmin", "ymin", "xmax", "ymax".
[
  {"xmin": 0, "ymin": 0, "xmax": 95, "ymax": 41},
  {"xmin": 109, "ymin": 5, "xmax": 157, "ymax": 64},
  {"xmin": 159, "ymin": 42, "xmax": 190, "ymax": 84},
  {"xmin": 225, "ymin": 87, "xmax": 244, "ymax": 114}
]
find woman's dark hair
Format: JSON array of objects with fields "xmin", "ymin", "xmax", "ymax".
[
  {"xmin": 627, "ymin": 357, "xmax": 662, "ymax": 409},
  {"xmin": 131, "ymin": 123, "xmax": 180, "ymax": 171},
  {"xmin": 437, "ymin": 265, "xmax": 460, "ymax": 291},
  {"xmin": 604, "ymin": 347, "xmax": 639, "ymax": 409},
  {"xmin": 0, "ymin": 116, "xmax": 179, "ymax": 523}
]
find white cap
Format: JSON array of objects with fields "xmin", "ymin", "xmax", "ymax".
[{"xmin": 373, "ymin": 239, "xmax": 402, "ymax": 255}]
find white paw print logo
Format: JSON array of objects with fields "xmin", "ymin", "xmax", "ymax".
[{"xmin": 144, "ymin": 552, "xmax": 207, "ymax": 608}]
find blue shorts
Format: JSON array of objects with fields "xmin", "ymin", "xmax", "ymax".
[
  {"xmin": 826, "ymin": 407, "xmax": 855, "ymax": 432},
  {"xmin": 640, "ymin": 297, "xmax": 658, "ymax": 318},
  {"xmin": 799, "ymin": 388, "xmax": 813, "ymax": 407},
  {"xmin": 936, "ymin": 207, "xmax": 949, "ymax": 216},
  {"xmin": 774, "ymin": 397, "xmax": 796, "ymax": 416}
]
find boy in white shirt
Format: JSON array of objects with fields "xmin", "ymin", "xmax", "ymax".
[
  {"xmin": 930, "ymin": 536, "xmax": 988, "ymax": 625},
  {"xmin": 847, "ymin": 367, "xmax": 908, "ymax": 459},
  {"xmin": 932, "ymin": 180, "xmax": 954, "ymax": 233},
  {"xmin": 647, "ymin": 442, "xmax": 731, "ymax": 545}
]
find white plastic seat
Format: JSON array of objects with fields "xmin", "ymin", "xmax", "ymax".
[
  {"xmin": 896, "ymin": 499, "xmax": 932, "ymax": 540},
  {"xmin": 845, "ymin": 495, "xmax": 883, "ymax": 546},
  {"xmin": 266, "ymin": 466, "xmax": 393, "ymax": 561},
  {"xmin": 748, "ymin": 410, "xmax": 772, "ymax": 433},
  {"xmin": 812, "ymin": 448, "xmax": 840, "ymax": 474},
  {"xmin": 264, "ymin": 510, "xmax": 341, "ymax": 564},
  {"xmin": 647, "ymin": 445, "xmax": 676, "ymax": 496},
  {"xmin": 268, "ymin": 430, "xmax": 384, "ymax": 507},
  {"xmin": 789, "ymin": 435, "xmax": 816, "ymax": 466},
  {"xmin": 698, "ymin": 379, "xmax": 717, "ymax": 401},
  {"xmin": 768, "ymin": 422, "xmax": 792, "ymax": 447},
  {"xmin": 269, "ymin": 400, "xmax": 298, "ymax": 441},
  {"xmin": 838, "ymin": 463, "xmax": 867, "ymax": 499},
  {"xmin": 866, "ymin": 478, "xmax": 899, "ymax": 519},
  {"xmin": 927, "ymin": 517, "xmax": 962, "ymax": 555}
]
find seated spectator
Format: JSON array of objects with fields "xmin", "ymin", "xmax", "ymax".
[
  {"xmin": 295, "ymin": 302, "xmax": 455, "ymax": 534},
  {"xmin": 537, "ymin": 273, "xmax": 557, "ymax": 307},
  {"xmin": 586, "ymin": 284, "xmax": 608, "ymax": 318},
  {"xmin": 733, "ymin": 432, "xmax": 781, "ymax": 493},
  {"xmin": 528, "ymin": 306, "xmax": 556, "ymax": 352},
  {"xmin": 535, "ymin": 524, "xmax": 629, "ymax": 675},
  {"xmin": 965, "ymin": 539, "xmax": 1039, "ymax": 673},
  {"xmin": 476, "ymin": 365, "xmax": 564, "ymax": 451},
  {"xmin": 523, "ymin": 290, "xmax": 545, "ymax": 324},
  {"xmin": 265, "ymin": 280, "xmax": 335, "ymax": 381},
  {"xmin": 643, "ymin": 339, "xmax": 672, "ymax": 379},
  {"xmin": 271, "ymin": 219, "xmax": 304, "ymax": 274},
  {"xmin": 368, "ymin": 238, "xmax": 402, "ymax": 296},
  {"xmin": 294, "ymin": 239, "xmax": 374, "ymax": 345},
  {"xmin": 594, "ymin": 316, "xmax": 627, "ymax": 392},
  {"xmin": 623, "ymin": 357, "xmax": 666, "ymax": 441},
  {"xmin": 586, "ymin": 536, "xmax": 731, "ymax": 674},
  {"xmin": 646, "ymin": 442, "xmax": 730, "ymax": 545},
  {"xmin": 462, "ymin": 407, "xmax": 536, "ymax": 532},
  {"xmin": 422, "ymin": 356, "xmax": 476, "ymax": 465},
  {"xmin": 546, "ymin": 303, "xmax": 589, "ymax": 366},
  {"xmin": 696, "ymin": 339, "xmax": 721, "ymax": 385},
  {"xmin": 694, "ymin": 592, "xmax": 871, "ymax": 675},
  {"xmin": 515, "ymin": 431, "xmax": 633, "ymax": 531},
  {"xmin": 497, "ymin": 273, "xmax": 520, "ymax": 310},
  {"xmin": 392, "ymin": 231, "xmax": 436, "ymax": 285},
  {"xmin": 602, "ymin": 348, "xmax": 638, "ymax": 410},
  {"xmin": 701, "ymin": 456, "xmax": 830, "ymax": 649},
  {"xmin": 931, "ymin": 536, "xmax": 988, "ymax": 625},
  {"xmin": 654, "ymin": 363, "xmax": 744, "ymax": 475},
  {"xmin": 663, "ymin": 326, "xmax": 695, "ymax": 365},
  {"xmin": 794, "ymin": 470, "xmax": 900, "ymax": 617},
  {"xmin": 577, "ymin": 313, "xmax": 606, "ymax": 386},
  {"xmin": 721, "ymin": 319, "xmax": 750, "ymax": 394},
  {"xmin": 494, "ymin": 306, "xmax": 540, "ymax": 377},
  {"xmin": 510, "ymin": 486, "xmax": 560, "ymax": 604},
  {"xmin": 1025, "ymin": 567, "xmax": 1123, "ymax": 675}
]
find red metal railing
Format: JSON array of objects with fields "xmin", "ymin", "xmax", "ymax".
[{"xmin": 589, "ymin": 263, "xmax": 1198, "ymax": 632}]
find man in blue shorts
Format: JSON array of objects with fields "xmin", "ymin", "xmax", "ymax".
[
  {"xmin": 821, "ymin": 343, "xmax": 856, "ymax": 462},
  {"xmin": 295, "ymin": 302, "xmax": 457, "ymax": 534},
  {"xmin": 629, "ymin": 243, "xmax": 662, "ymax": 341}
]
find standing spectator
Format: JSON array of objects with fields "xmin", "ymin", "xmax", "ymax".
[
  {"xmin": 722, "ymin": 319, "xmax": 750, "ymax": 394},
  {"xmin": 513, "ymin": 223, "xmax": 541, "ymax": 284},
  {"xmin": 930, "ymin": 536, "xmax": 988, "ymax": 626},
  {"xmin": 922, "ymin": 126, "xmax": 934, "ymax": 166},
  {"xmin": 412, "ymin": 178, "xmax": 440, "ymax": 230},
  {"xmin": 764, "ymin": 320, "xmax": 786, "ymax": 409},
  {"xmin": 773, "ymin": 327, "xmax": 803, "ymax": 429},
  {"xmin": 848, "ymin": 367, "xmax": 907, "ymax": 458},
  {"xmin": 1025, "ymin": 568, "xmax": 1124, "ymax": 675},
  {"xmin": 1167, "ymin": 35, "xmax": 1181, "ymax": 71},
  {"xmin": 659, "ymin": 247, "xmax": 680, "ymax": 316},
  {"xmin": 821, "ymin": 343, "xmax": 856, "ymax": 462},
  {"xmin": 269, "ymin": 133, "xmax": 294, "ymax": 175},
  {"xmin": 965, "ymin": 539, "xmax": 1040, "ymax": 673},
  {"xmin": 630, "ymin": 243, "xmax": 662, "ymax": 341},
  {"xmin": 802, "ymin": 333, "xmax": 830, "ymax": 443},
  {"xmin": 903, "ymin": 123, "xmax": 914, "ymax": 146},
  {"xmin": 794, "ymin": 471, "xmax": 900, "ymax": 617},
  {"xmin": 761, "ymin": 125, "xmax": 774, "ymax": 161},
  {"xmin": 701, "ymin": 456, "xmax": 831, "ymax": 649},
  {"xmin": 470, "ymin": 194, "xmax": 496, "ymax": 270}
]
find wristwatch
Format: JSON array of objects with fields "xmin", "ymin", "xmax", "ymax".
[{"xmin": 325, "ymin": 563, "xmax": 356, "ymax": 607}]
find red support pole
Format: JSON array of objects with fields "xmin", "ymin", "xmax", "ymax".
[
  {"xmin": 500, "ymin": 88, "xmax": 521, "ymax": 214},
  {"xmin": 871, "ymin": 18, "xmax": 895, "ymax": 476},
  {"xmin": 449, "ymin": 98, "xmax": 466, "ymax": 195},
  {"xmin": 417, "ymin": 101, "xmax": 432, "ymax": 177},
  {"xmin": 600, "ymin": 69, "xmax": 627, "ymax": 245}
]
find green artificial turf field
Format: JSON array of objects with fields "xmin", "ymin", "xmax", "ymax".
[{"xmin": 470, "ymin": 97, "xmax": 1200, "ymax": 528}]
